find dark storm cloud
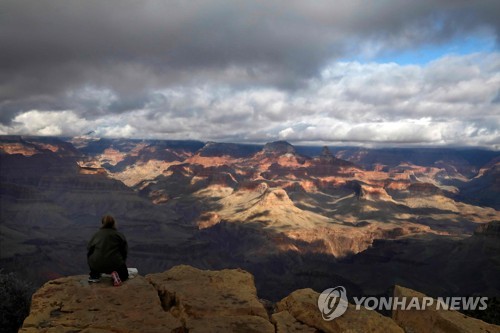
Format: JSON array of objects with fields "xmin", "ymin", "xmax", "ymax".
[
  {"xmin": 0, "ymin": 0, "xmax": 499, "ymax": 148},
  {"xmin": 2, "ymin": 0, "xmax": 500, "ymax": 118}
]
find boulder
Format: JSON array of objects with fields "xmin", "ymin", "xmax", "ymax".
[
  {"xmin": 392, "ymin": 285, "xmax": 500, "ymax": 333},
  {"xmin": 20, "ymin": 266, "xmax": 500, "ymax": 333},
  {"xmin": 146, "ymin": 265, "xmax": 274, "ymax": 333},
  {"xmin": 20, "ymin": 275, "xmax": 182, "ymax": 333},
  {"xmin": 276, "ymin": 288, "xmax": 403, "ymax": 333},
  {"xmin": 21, "ymin": 265, "xmax": 276, "ymax": 333}
]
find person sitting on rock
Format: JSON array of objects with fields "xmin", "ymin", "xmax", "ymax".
[{"xmin": 87, "ymin": 215, "xmax": 129, "ymax": 286}]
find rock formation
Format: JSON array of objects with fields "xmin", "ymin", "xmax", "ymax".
[
  {"xmin": 146, "ymin": 265, "xmax": 274, "ymax": 332},
  {"xmin": 275, "ymin": 288, "xmax": 404, "ymax": 333},
  {"xmin": 393, "ymin": 285, "xmax": 500, "ymax": 333},
  {"xmin": 2, "ymin": 136, "xmax": 500, "ymax": 319},
  {"xmin": 20, "ymin": 265, "xmax": 500, "ymax": 332},
  {"xmin": 262, "ymin": 141, "xmax": 296, "ymax": 155},
  {"xmin": 20, "ymin": 265, "xmax": 275, "ymax": 333},
  {"xmin": 20, "ymin": 275, "xmax": 182, "ymax": 333}
]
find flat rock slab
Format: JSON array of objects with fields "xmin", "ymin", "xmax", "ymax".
[
  {"xmin": 20, "ymin": 275, "xmax": 182, "ymax": 333},
  {"xmin": 146, "ymin": 264, "xmax": 274, "ymax": 332}
]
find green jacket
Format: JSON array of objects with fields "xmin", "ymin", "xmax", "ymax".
[{"xmin": 87, "ymin": 227, "xmax": 128, "ymax": 273}]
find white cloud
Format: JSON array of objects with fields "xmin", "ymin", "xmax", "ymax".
[
  {"xmin": 95, "ymin": 124, "xmax": 137, "ymax": 138},
  {"xmin": 279, "ymin": 127, "xmax": 295, "ymax": 139},
  {"xmin": 2, "ymin": 53, "xmax": 499, "ymax": 149},
  {"xmin": 11, "ymin": 110, "xmax": 90, "ymax": 136},
  {"xmin": 4, "ymin": 110, "xmax": 139, "ymax": 139}
]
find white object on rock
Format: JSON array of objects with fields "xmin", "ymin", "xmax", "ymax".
[{"xmin": 128, "ymin": 267, "xmax": 139, "ymax": 278}]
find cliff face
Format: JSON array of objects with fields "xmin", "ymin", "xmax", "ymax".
[{"xmin": 20, "ymin": 265, "xmax": 500, "ymax": 333}]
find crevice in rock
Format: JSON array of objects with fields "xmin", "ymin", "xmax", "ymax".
[
  {"xmin": 147, "ymin": 280, "xmax": 188, "ymax": 332},
  {"xmin": 272, "ymin": 319, "xmax": 278, "ymax": 333},
  {"xmin": 259, "ymin": 298, "xmax": 275, "ymax": 319},
  {"xmin": 50, "ymin": 308, "xmax": 74, "ymax": 317},
  {"xmin": 157, "ymin": 289, "xmax": 177, "ymax": 312},
  {"xmin": 146, "ymin": 278, "xmax": 178, "ymax": 313}
]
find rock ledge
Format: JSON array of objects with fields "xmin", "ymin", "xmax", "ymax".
[{"xmin": 21, "ymin": 265, "xmax": 500, "ymax": 333}]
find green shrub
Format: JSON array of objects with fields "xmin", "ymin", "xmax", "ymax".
[{"xmin": 0, "ymin": 270, "xmax": 35, "ymax": 333}]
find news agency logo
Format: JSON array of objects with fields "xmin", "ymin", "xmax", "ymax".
[
  {"xmin": 317, "ymin": 286, "xmax": 348, "ymax": 321},
  {"xmin": 318, "ymin": 285, "xmax": 489, "ymax": 321}
]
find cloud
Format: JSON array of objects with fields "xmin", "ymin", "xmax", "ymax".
[
  {"xmin": 3, "ymin": 111, "xmax": 90, "ymax": 136},
  {"xmin": 279, "ymin": 127, "xmax": 295, "ymax": 139},
  {"xmin": 0, "ymin": 1, "xmax": 499, "ymax": 148},
  {"xmin": 2, "ymin": 53, "xmax": 498, "ymax": 149},
  {"xmin": 1, "ymin": 110, "xmax": 137, "ymax": 138}
]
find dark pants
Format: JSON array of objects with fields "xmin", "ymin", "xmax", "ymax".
[{"xmin": 90, "ymin": 264, "xmax": 129, "ymax": 281}]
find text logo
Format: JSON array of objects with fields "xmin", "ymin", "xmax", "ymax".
[{"xmin": 318, "ymin": 286, "xmax": 348, "ymax": 321}]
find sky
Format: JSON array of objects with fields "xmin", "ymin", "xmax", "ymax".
[{"xmin": 0, "ymin": 0, "xmax": 499, "ymax": 149}]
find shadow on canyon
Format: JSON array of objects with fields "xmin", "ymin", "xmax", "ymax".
[{"xmin": 1, "ymin": 140, "xmax": 499, "ymax": 309}]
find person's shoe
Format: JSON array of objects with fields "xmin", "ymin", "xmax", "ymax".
[
  {"xmin": 88, "ymin": 277, "xmax": 100, "ymax": 283},
  {"xmin": 111, "ymin": 271, "xmax": 122, "ymax": 286}
]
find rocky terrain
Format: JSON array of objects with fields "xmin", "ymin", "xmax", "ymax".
[
  {"xmin": 1, "ymin": 135, "xmax": 499, "ymax": 304},
  {"xmin": 20, "ymin": 265, "xmax": 500, "ymax": 332}
]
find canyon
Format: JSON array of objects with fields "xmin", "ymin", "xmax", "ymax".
[{"xmin": 1, "ymin": 135, "xmax": 499, "ymax": 304}]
